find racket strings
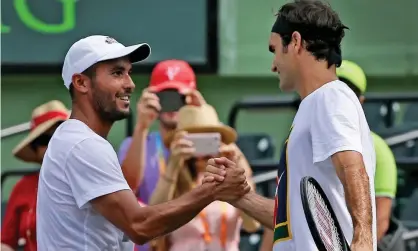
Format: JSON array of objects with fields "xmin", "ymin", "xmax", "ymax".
[{"xmin": 307, "ymin": 183, "xmax": 343, "ymax": 251}]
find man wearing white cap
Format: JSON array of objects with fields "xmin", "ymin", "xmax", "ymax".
[{"xmin": 36, "ymin": 35, "xmax": 250, "ymax": 250}]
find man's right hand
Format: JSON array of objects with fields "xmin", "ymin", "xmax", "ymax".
[
  {"xmin": 136, "ymin": 88, "xmax": 161, "ymax": 129},
  {"xmin": 169, "ymin": 131, "xmax": 195, "ymax": 164},
  {"xmin": 206, "ymin": 157, "xmax": 250, "ymax": 202}
]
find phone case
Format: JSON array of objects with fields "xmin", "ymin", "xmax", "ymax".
[{"xmin": 185, "ymin": 133, "xmax": 221, "ymax": 157}]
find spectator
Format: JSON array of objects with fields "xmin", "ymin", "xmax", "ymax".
[
  {"xmin": 117, "ymin": 59, "xmax": 199, "ymax": 251},
  {"xmin": 118, "ymin": 59, "xmax": 197, "ymax": 199},
  {"xmin": 259, "ymin": 60, "xmax": 398, "ymax": 250},
  {"xmin": 337, "ymin": 60, "xmax": 397, "ymax": 241},
  {"xmin": 1, "ymin": 100, "xmax": 69, "ymax": 251},
  {"xmin": 149, "ymin": 104, "xmax": 259, "ymax": 251}
]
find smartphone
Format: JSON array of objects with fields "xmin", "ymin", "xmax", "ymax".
[
  {"xmin": 155, "ymin": 89, "xmax": 186, "ymax": 113},
  {"xmin": 184, "ymin": 133, "xmax": 221, "ymax": 157}
]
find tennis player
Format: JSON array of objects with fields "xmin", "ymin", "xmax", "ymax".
[
  {"xmin": 36, "ymin": 35, "xmax": 250, "ymax": 250},
  {"xmin": 204, "ymin": 1, "xmax": 377, "ymax": 251}
]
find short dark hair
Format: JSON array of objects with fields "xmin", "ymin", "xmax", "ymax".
[
  {"xmin": 273, "ymin": 0, "xmax": 348, "ymax": 67},
  {"xmin": 68, "ymin": 65, "xmax": 97, "ymax": 100},
  {"xmin": 339, "ymin": 77, "xmax": 362, "ymax": 98}
]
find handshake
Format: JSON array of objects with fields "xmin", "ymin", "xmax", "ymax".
[{"xmin": 202, "ymin": 157, "xmax": 251, "ymax": 203}]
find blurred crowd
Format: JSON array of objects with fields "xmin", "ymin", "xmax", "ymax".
[{"xmin": 1, "ymin": 57, "xmax": 405, "ymax": 251}]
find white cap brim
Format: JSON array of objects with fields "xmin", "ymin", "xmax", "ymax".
[
  {"xmin": 98, "ymin": 43, "xmax": 151, "ymax": 64},
  {"xmin": 63, "ymin": 36, "xmax": 153, "ymax": 88}
]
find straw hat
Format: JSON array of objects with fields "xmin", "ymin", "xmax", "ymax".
[
  {"xmin": 164, "ymin": 104, "xmax": 237, "ymax": 147},
  {"xmin": 12, "ymin": 100, "xmax": 70, "ymax": 162}
]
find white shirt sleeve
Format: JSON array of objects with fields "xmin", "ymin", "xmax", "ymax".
[
  {"xmin": 65, "ymin": 137, "xmax": 130, "ymax": 209},
  {"xmin": 310, "ymin": 87, "xmax": 363, "ymax": 163}
]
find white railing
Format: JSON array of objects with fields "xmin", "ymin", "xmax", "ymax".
[
  {"xmin": 1, "ymin": 110, "xmax": 72, "ymax": 138},
  {"xmin": 1, "ymin": 122, "xmax": 31, "ymax": 138},
  {"xmin": 385, "ymin": 130, "xmax": 418, "ymax": 146}
]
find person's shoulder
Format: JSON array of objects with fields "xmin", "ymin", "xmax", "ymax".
[
  {"xmin": 53, "ymin": 122, "xmax": 112, "ymax": 165},
  {"xmin": 317, "ymin": 80, "xmax": 357, "ymax": 98},
  {"xmin": 117, "ymin": 132, "xmax": 157, "ymax": 156},
  {"xmin": 371, "ymin": 131, "xmax": 384, "ymax": 144},
  {"xmin": 12, "ymin": 172, "xmax": 39, "ymax": 191},
  {"xmin": 120, "ymin": 132, "xmax": 157, "ymax": 145},
  {"xmin": 65, "ymin": 137, "xmax": 117, "ymax": 172},
  {"xmin": 53, "ymin": 119, "xmax": 98, "ymax": 145},
  {"xmin": 15, "ymin": 174, "xmax": 37, "ymax": 187},
  {"xmin": 58, "ymin": 119, "xmax": 89, "ymax": 133},
  {"xmin": 312, "ymin": 80, "xmax": 360, "ymax": 109},
  {"xmin": 120, "ymin": 136, "xmax": 133, "ymax": 145},
  {"xmin": 74, "ymin": 136, "xmax": 113, "ymax": 154},
  {"xmin": 371, "ymin": 131, "xmax": 392, "ymax": 154}
]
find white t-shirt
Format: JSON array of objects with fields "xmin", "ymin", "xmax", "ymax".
[
  {"xmin": 273, "ymin": 81, "xmax": 377, "ymax": 251},
  {"xmin": 37, "ymin": 119, "xmax": 134, "ymax": 251}
]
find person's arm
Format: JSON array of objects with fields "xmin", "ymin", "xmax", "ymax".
[
  {"xmin": 372, "ymin": 133, "xmax": 397, "ymax": 240},
  {"xmin": 331, "ymin": 151, "xmax": 373, "ymax": 246},
  {"xmin": 232, "ymin": 191, "xmax": 275, "ymax": 230},
  {"xmin": 375, "ymin": 197, "xmax": 392, "ymax": 240},
  {"xmin": 232, "ymin": 144, "xmax": 261, "ymax": 232},
  {"xmin": 92, "ymin": 183, "xmax": 216, "ymax": 244},
  {"xmin": 311, "ymin": 87, "xmax": 373, "ymax": 249},
  {"xmin": 68, "ymin": 139, "xmax": 249, "ymax": 245},
  {"xmin": 148, "ymin": 158, "xmax": 182, "ymax": 205},
  {"xmin": 119, "ymin": 89, "xmax": 161, "ymax": 191},
  {"xmin": 203, "ymin": 158, "xmax": 274, "ymax": 230},
  {"xmin": 66, "ymin": 137, "xmax": 215, "ymax": 244},
  {"xmin": 119, "ymin": 126, "xmax": 149, "ymax": 190},
  {"xmin": 259, "ymin": 229, "xmax": 274, "ymax": 251}
]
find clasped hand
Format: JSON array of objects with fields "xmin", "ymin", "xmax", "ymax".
[{"xmin": 202, "ymin": 157, "xmax": 251, "ymax": 202}]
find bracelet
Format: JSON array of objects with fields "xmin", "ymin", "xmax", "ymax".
[{"xmin": 161, "ymin": 174, "xmax": 175, "ymax": 183}]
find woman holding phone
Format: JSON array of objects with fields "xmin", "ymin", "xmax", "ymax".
[{"xmin": 149, "ymin": 104, "xmax": 259, "ymax": 251}]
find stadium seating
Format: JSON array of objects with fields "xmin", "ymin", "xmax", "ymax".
[
  {"xmin": 236, "ymin": 132, "xmax": 279, "ymax": 197},
  {"xmin": 403, "ymin": 102, "xmax": 418, "ymax": 123},
  {"xmin": 239, "ymin": 231, "xmax": 263, "ymax": 251},
  {"xmin": 394, "ymin": 158, "xmax": 418, "ymax": 228},
  {"xmin": 398, "ymin": 190, "xmax": 418, "ymax": 230},
  {"xmin": 363, "ymin": 103, "xmax": 395, "ymax": 131},
  {"xmin": 375, "ymin": 123, "xmax": 418, "ymax": 158},
  {"xmin": 236, "ymin": 133, "xmax": 276, "ymax": 161}
]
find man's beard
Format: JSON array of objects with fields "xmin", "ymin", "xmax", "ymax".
[
  {"xmin": 92, "ymin": 85, "xmax": 130, "ymax": 123},
  {"xmin": 159, "ymin": 117, "xmax": 177, "ymax": 130}
]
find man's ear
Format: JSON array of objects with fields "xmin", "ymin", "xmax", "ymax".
[
  {"xmin": 291, "ymin": 31, "xmax": 303, "ymax": 53},
  {"xmin": 71, "ymin": 74, "xmax": 89, "ymax": 94}
]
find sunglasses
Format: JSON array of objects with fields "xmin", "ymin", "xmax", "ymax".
[{"xmin": 30, "ymin": 134, "xmax": 53, "ymax": 150}]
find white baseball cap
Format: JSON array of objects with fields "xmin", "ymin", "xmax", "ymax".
[{"xmin": 62, "ymin": 35, "xmax": 151, "ymax": 89}]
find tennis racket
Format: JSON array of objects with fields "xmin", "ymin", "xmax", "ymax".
[{"xmin": 300, "ymin": 176, "xmax": 351, "ymax": 251}]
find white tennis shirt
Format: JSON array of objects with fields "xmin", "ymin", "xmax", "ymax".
[
  {"xmin": 273, "ymin": 80, "xmax": 377, "ymax": 251},
  {"xmin": 37, "ymin": 119, "xmax": 134, "ymax": 251}
]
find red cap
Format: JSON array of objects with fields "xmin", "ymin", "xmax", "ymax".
[{"xmin": 149, "ymin": 60, "xmax": 196, "ymax": 93}]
